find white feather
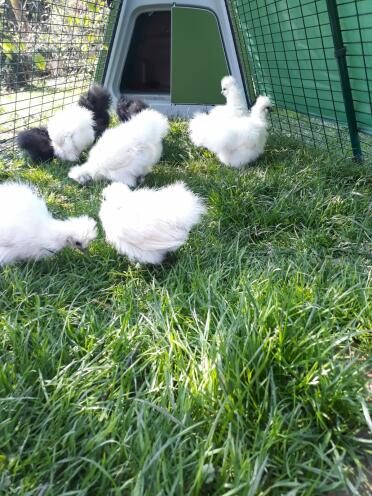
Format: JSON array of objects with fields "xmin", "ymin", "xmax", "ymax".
[
  {"xmin": 48, "ymin": 105, "xmax": 95, "ymax": 161},
  {"xmin": 210, "ymin": 75, "xmax": 248, "ymax": 119},
  {"xmin": 189, "ymin": 76, "xmax": 271, "ymax": 168},
  {"xmin": 0, "ymin": 182, "xmax": 97, "ymax": 265},
  {"xmin": 99, "ymin": 182, "xmax": 206, "ymax": 264},
  {"xmin": 68, "ymin": 109, "xmax": 169, "ymax": 186}
]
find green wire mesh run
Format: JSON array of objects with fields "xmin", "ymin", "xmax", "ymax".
[
  {"xmin": 227, "ymin": 0, "xmax": 372, "ymax": 160},
  {"xmin": 0, "ymin": 0, "xmax": 116, "ymax": 157}
]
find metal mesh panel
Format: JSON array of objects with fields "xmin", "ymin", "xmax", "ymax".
[
  {"xmin": 94, "ymin": 0, "xmax": 122, "ymax": 84},
  {"xmin": 227, "ymin": 0, "xmax": 372, "ymax": 160},
  {"xmin": 0, "ymin": 0, "xmax": 116, "ymax": 157}
]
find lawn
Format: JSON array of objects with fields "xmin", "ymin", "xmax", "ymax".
[{"xmin": 0, "ymin": 122, "xmax": 371, "ymax": 495}]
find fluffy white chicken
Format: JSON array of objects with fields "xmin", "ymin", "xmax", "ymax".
[
  {"xmin": 0, "ymin": 182, "xmax": 97, "ymax": 265},
  {"xmin": 68, "ymin": 109, "xmax": 169, "ymax": 186},
  {"xmin": 99, "ymin": 182, "xmax": 206, "ymax": 264},
  {"xmin": 189, "ymin": 94, "xmax": 271, "ymax": 168},
  {"xmin": 17, "ymin": 85, "xmax": 111, "ymax": 163},
  {"xmin": 47, "ymin": 106, "xmax": 95, "ymax": 162}
]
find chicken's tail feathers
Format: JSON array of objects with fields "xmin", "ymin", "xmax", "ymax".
[
  {"xmin": 78, "ymin": 85, "xmax": 112, "ymax": 137},
  {"xmin": 17, "ymin": 127, "xmax": 55, "ymax": 162},
  {"xmin": 79, "ymin": 85, "xmax": 111, "ymax": 113}
]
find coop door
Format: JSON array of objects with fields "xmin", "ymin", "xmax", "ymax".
[
  {"xmin": 120, "ymin": 11, "xmax": 171, "ymax": 94},
  {"xmin": 171, "ymin": 7, "xmax": 229, "ymax": 104}
]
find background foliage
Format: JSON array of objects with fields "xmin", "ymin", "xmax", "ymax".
[
  {"xmin": 0, "ymin": 0, "xmax": 110, "ymax": 153},
  {"xmin": 0, "ymin": 0, "xmax": 108, "ymax": 90}
]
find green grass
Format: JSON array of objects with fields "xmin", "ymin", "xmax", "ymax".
[{"xmin": 0, "ymin": 122, "xmax": 371, "ymax": 495}]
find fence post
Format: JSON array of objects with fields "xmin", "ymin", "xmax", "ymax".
[{"xmin": 325, "ymin": 0, "xmax": 363, "ymax": 161}]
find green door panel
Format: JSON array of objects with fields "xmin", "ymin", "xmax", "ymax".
[{"xmin": 171, "ymin": 7, "xmax": 229, "ymax": 104}]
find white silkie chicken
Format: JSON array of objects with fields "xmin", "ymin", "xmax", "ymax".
[
  {"xmin": 189, "ymin": 76, "xmax": 271, "ymax": 168},
  {"xmin": 188, "ymin": 76, "xmax": 248, "ymax": 141},
  {"xmin": 68, "ymin": 109, "xmax": 169, "ymax": 186},
  {"xmin": 0, "ymin": 182, "xmax": 97, "ymax": 265},
  {"xmin": 99, "ymin": 182, "xmax": 206, "ymax": 264},
  {"xmin": 17, "ymin": 85, "xmax": 111, "ymax": 163}
]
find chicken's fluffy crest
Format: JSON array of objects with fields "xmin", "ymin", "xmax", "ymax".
[{"xmin": 60, "ymin": 216, "xmax": 98, "ymax": 250}]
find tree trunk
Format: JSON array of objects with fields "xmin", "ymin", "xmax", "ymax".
[{"xmin": 9, "ymin": 0, "xmax": 29, "ymax": 31}]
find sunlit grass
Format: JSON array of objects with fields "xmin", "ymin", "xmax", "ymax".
[{"xmin": 0, "ymin": 124, "xmax": 371, "ymax": 495}]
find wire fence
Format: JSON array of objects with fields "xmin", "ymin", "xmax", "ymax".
[
  {"xmin": 1, "ymin": 0, "xmax": 372, "ymax": 162},
  {"xmin": 0, "ymin": 0, "xmax": 115, "ymax": 157},
  {"xmin": 227, "ymin": 0, "xmax": 372, "ymax": 161}
]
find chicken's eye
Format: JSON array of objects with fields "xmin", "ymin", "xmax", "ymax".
[{"xmin": 75, "ymin": 241, "xmax": 82, "ymax": 247}]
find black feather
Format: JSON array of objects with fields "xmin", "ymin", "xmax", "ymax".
[
  {"xmin": 116, "ymin": 96, "xmax": 149, "ymax": 122},
  {"xmin": 17, "ymin": 127, "xmax": 55, "ymax": 163},
  {"xmin": 78, "ymin": 85, "xmax": 112, "ymax": 138}
]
